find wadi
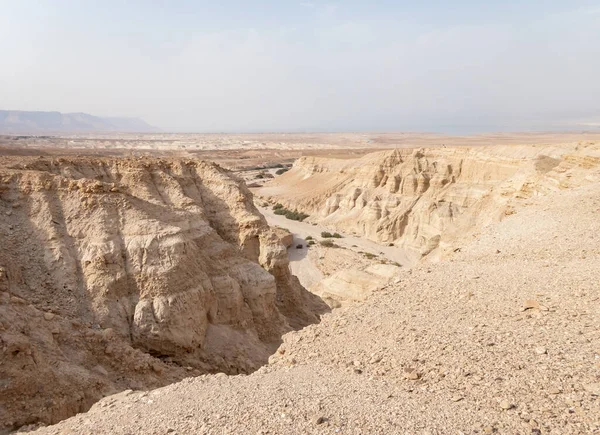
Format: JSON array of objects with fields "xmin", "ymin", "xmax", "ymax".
[{"xmin": 0, "ymin": 133, "xmax": 598, "ymax": 434}]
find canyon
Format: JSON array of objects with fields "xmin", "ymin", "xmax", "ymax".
[
  {"xmin": 0, "ymin": 155, "xmax": 326, "ymax": 432},
  {"xmin": 257, "ymin": 143, "xmax": 600, "ymax": 260},
  {"xmin": 0, "ymin": 136, "xmax": 598, "ymax": 434}
]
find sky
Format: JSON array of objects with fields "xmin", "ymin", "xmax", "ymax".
[{"xmin": 0, "ymin": 0, "xmax": 599, "ymax": 133}]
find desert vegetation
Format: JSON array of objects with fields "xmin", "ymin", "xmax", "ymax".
[
  {"xmin": 320, "ymin": 231, "xmax": 343, "ymax": 238},
  {"xmin": 272, "ymin": 203, "xmax": 309, "ymax": 221}
]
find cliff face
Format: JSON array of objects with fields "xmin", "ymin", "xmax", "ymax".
[
  {"xmin": 0, "ymin": 156, "xmax": 326, "ymax": 431},
  {"xmin": 258, "ymin": 143, "xmax": 600, "ymax": 259}
]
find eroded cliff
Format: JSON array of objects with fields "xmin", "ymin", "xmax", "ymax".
[
  {"xmin": 258, "ymin": 143, "xmax": 600, "ymax": 259},
  {"xmin": 0, "ymin": 156, "xmax": 327, "ymax": 432}
]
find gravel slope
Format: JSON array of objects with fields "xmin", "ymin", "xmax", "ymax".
[{"xmin": 29, "ymin": 180, "xmax": 600, "ymax": 434}]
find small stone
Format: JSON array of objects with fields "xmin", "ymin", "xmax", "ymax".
[
  {"xmin": 535, "ymin": 347, "xmax": 547, "ymax": 355},
  {"xmin": 313, "ymin": 416, "xmax": 326, "ymax": 425},
  {"xmin": 522, "ymin": 299, "xmax": 540, "ymax": 311},
  {"xmin": 483, "ymin": 426, "xmax": 495, "ymax": 434},
  {"xmin": 44, "ymin": 312, "xmax": 55, "ymax": 321},
  {"xmin": 583, "ymin": 383, "xmax": 600, "ymax": 396},
  {"xmin": 404, "ymin": 368, "xmax": 420, "ymax": 380},
  {"xmin": 499, "ymin": 399, "xmax": 514, "ymax": 410},
  {"xmin": 451, "ymin": 395, "xmax": 464, "ymax": 402},
  {"xmin": 10, "ymin": 295, "xmax": 27, "ymax": 304},
  {"xmin": 369, "ymin": 355, "xmax": 382, "ymax": 364},
  {"xmin": 102, "ymin": 328, "xmax": 115, "ymax": 340},
  {"xmin": 548, "ymin": 387, "xmax": 562, "ymax": 395}
]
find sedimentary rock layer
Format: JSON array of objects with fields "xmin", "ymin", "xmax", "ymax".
[
  {"xmin": 0, "ymin": 156, "xmax": 326, "ymax": 432},
  {"xmin": 258, "ymin": 143, "xmax": 600, "ymax": 258}
]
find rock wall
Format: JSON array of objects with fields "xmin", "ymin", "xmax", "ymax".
[
  {"xmin": 0, "ymin": 156, "xmax": 327, "ymax": 432},
  {"xmin": 258, "ymin": 143, "xmax": 600, "ymax": 259}
]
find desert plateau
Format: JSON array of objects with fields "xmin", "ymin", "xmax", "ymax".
[
  {"xmin": 3, "ymin": 2, "xmax": 600, "ymax": 433},
  {"xmin": 0, "ymin": 131, "xmax": 598, "ymax": 434}
]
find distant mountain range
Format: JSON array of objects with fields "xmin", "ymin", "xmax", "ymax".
[{"xmin": 0, "ymin": 110, "xmax": 159, "ymax": 134}]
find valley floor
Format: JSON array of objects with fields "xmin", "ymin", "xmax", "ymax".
[
  {"xmin": 257, "ymin": 204, "xmax": 416, "ymax": 289},
  {"xmin": 28, "ymin": 168, "xmax": 600, "ymax": 433}
]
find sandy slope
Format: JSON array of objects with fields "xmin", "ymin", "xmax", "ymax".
[{"xmin": 28, "ymin": 165, "xmax": 600, "ymax": 433}]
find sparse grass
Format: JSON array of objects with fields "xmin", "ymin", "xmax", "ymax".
[{"xmin": 363, "ymin": 252, "xmax": 377, "ymax": 260}]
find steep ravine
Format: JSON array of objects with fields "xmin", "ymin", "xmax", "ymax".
[
  {"xmin": 257, "ymin": 143, "xmax": 600, "ymax": 260},
  {"xmin": 0, "ymin": 156, "xmax": 328, "ymax": 432}
]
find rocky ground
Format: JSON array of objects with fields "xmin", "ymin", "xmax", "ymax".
[{"xmin": 26, "ymin": 159, "xmax": 600, "ymax": 433}]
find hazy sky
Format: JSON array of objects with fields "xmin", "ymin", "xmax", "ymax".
[{"xmin": 1, "ymin": 0, "xmax": 599, "ymax": 132}]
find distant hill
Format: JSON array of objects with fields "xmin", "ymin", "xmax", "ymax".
[{"xmin": 0, "ymin": 110, "xmax": 159, "ymax": 133}]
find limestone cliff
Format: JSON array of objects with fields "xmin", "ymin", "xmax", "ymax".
[
  {"xmin": 258, "ymin": 143, "xmax": 600, "ymax": 259},
  {"xmin": 0, "ymin": 156, "xmax": 326, "ymax": 432}
]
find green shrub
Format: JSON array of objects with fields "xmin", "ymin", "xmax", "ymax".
[
  {"xmin": 305, "ymin": 235, "xmax": 313, "ymax": 240},
  {"xmin": 275, "ymin": 168, "xmax": 289, "ymax": 175},
  {"xmin": 363, "ymin": 252, "xmax": 377, "ymax": 260},
  {"xmin": 320, "ymin": 239, "xmax": 335, "ymax": 248},
  {"xmin": 285, "ymin": 210, "xmax": 309, "ymax": 221},
  {"xmin": 307, "ymin": 240, "xmax": 316, "ymax": 246},
  {"xmin": 321, "ymin": 231, "xmax": 333, "ymax": 238},
  {"xmin": 273, "ymin": 205, "xmax": 309, "ymax": 221},
  {"xmin": 332, "ymin": 233, "xmax": 343, "ymax": 238}
]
